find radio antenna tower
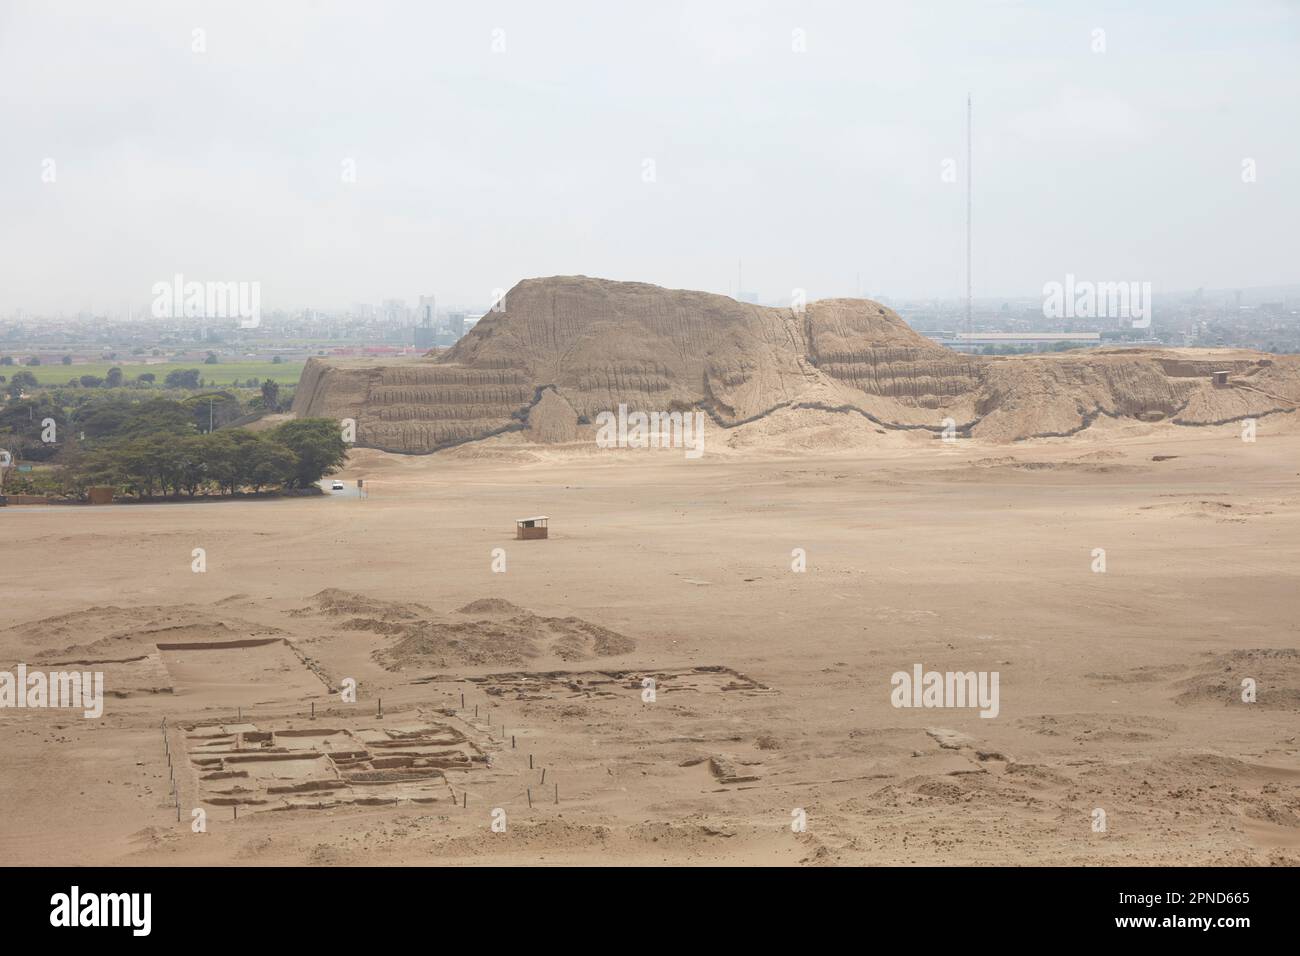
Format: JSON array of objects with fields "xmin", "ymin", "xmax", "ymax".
[{"xmin": 965, "ymin": 93, "xmax": 973, "ymax": 342}]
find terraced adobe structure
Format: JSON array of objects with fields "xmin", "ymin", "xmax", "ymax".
[{"xmin": 291, "ymin": 276, "xmax": 1300, "ymax": 451}]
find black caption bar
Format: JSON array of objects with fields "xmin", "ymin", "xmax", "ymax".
[{"xmin": 1, "ymin": 866, "xmax": 1284, "ymax": 942}]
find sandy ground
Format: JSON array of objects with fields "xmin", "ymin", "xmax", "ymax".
[{"xmin": 2, "ymin": 415, "xmax": 1298, "ymax": 866}]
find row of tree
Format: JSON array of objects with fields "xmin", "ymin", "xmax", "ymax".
[
  {"xmin": 3, "ymin": 368, "xmax": 232, "ymax": 396},
  {"xmin": 65, "ymin": 419, "xmax": 346, "ymax": 498}
]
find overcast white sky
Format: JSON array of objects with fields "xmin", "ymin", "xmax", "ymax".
[{"xmin": 1, "ymin": 0, "xmax": 1296, "ymax": 313}]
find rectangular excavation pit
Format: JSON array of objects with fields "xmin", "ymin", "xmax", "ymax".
[
  {"xmin": 178, "ymin": 711, "xmax": 487, "ymax": 813},
  {"xmin": 158, "ymin": 638, "xmax": 323, "ymax": 704}
]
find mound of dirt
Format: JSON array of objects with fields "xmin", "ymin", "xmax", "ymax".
[
  {"xmin": 1172, "ymin": 649, "xmax": 1300, "ymax": 711},
  {"xmin": 290, "ymin": 276, "xmax": 1300, "ymax": 452},
  {"xmin": 293, "ymin": 589, "xmax": 431, "ymax": 621},
  {"xmin": 373, "ymin": 604, "xmax": 636, "ymax": 670},
  {"xmin": 1088, "ymin": 649, "xmax": 1300, "ymax": 711}
]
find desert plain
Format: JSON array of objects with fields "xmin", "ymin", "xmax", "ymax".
[{"xmin": 2, "ymin": 409, "xmax": 1298, "ymax": 866}]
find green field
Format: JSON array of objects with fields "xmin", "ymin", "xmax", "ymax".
[{"xmin": 14, "ymin": 360, "xmax": 305, "ymax": 387}]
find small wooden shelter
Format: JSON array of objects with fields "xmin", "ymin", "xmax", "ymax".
[{"xmin": 515, "ymin": 516, "xmax": 549, "ymax": 540}]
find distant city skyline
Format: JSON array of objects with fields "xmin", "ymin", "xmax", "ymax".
[
  {"xmin": 5, "ymin": 278, "xmax": 1299, "ymax": 322},
  {"xmin": 1, "ymin": 2, "xmax": 1296, "ymax": 312}
]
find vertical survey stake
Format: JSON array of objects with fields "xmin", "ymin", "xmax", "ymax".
[{"xmin": 1091, "ymin": 808, "xmax": 1107, "ymax": 832}]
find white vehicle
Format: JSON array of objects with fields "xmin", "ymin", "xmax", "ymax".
[{"xmin": 330, "ymin": 480, "xmax": 345, "ymax": 491}]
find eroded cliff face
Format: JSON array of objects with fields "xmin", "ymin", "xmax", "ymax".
[{"xmin": 290, "ymin": 276, "xmax": 1300, "ymax": 452}]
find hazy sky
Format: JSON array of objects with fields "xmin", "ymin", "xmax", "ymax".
[{"xmin": 1, "ymin": 0, "xmax": 1296, "ymax": 313}]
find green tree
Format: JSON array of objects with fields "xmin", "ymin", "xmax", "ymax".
[
  {"xmin": 163, "ymin": 368, "xmax": 201, "ymax": 389},
  {"xmin": 176, "ymin": 434, "xmax": 211, "ymax": 496},
  {"xmin": 260, "ymin": 379, "xmax": 280, "ymax": 411},
  {"xmin": 241, "ymin": 438, "xmax": 298, "ymax": 492},
  {"xmin": 0, "ymin": 397, "xmax": 64, "ymax": 461},
  {"xmin": 136, "ymin": 372, "xmax": 156, "ymax": 385},
  {"xmin": 184, "ymin": 391, "xmax": 243, "ymax": 433},
  {"xmin": 105, "ymin": 366, "xmax": 124, "ymax": 387},
  {"xmin": 203, "ymin": 430, "xmax": 260, "ymax": 494},
  {"xmin": 79, "ymin": 398, "xmax": 193, "ymax": 442},
  {"xmin": 6, "ymin": 369, "xmax": 37, "ymax": 399},
  {"xmin": 271, "ymin": 418, "xmax": 347, "ymax": 488},
  {"xmin": 61, "ymin": 355, "xmax": 73, "ymax": 365}
]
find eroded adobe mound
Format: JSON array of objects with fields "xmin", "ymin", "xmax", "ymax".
[{"xmin": 291, "ymin": 276, "xmax": 1300, "ymax": 451}]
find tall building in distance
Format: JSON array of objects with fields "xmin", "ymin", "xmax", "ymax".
[
  {"xmin": 414, "ymin": 294, "xmax": 436, "ymax": 349},
  {"xmin": 448, "ymin": 311, "xmax": 467, "ymax": 339}
]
